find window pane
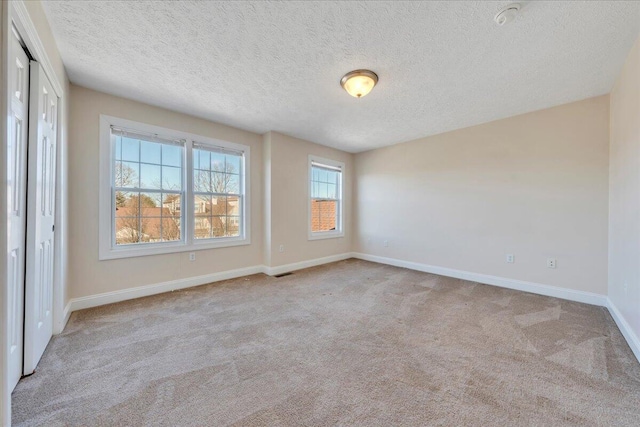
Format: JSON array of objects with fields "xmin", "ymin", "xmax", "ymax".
[
  {"xmin": 211, "ymin": 172, "xmax": 226, "ymax": 193},
  {"xmin": 139, "ymin": 192, "xmax": 161, "ymax": 211},
  {"xmin": 140, "ymin": 164, "xmax": 161, "ymax": 189},
  {"xmin": 121, "ymin": 137, "xmax": 139, "ymax": 162},
  {"xmin": 327, "ymin": 170, "xmax": 338, "ymax": 185},
  {"xmin": 226, "ymin": 196, "xmax": 240, "ymax": 216},
  {"xmin": 117, "ymin": 162, "xmax": 139, "ymax": 188},
  {"xmin": 140, "ymin": 140, "xmax": 161, "ymax": 164},
  {"xmin": 162, "ymin": 166, "xmax": 181, "ymax": 191},
  {"xmin": 162, "ymin": 193, "xmax": 181, "ymax": 242},
  {"xmin": 194, "ymin": 195, "xmax": 211, "ymax": 215},
  {"xmin": 227, "ymin": 216, "xmax": 240, "ymax": 237},
  {"xmin": 226, "ymin": 174, "xmax": 240, "ymax": 194},
  {"xmin": 311, "ymin": 200, "xmax": 337, "ymax": 232},
  {"xmin": 225, "ymin": 154, "xmax": 241, "ymax": 174},
  {"xmin": 319, "ymin": 182, "xmax": 329, "ymax": 199},
  {"xmin": 194, "ymin": 216, "xmax": 211, "ymax": 239},
  {"xmin": 115, "ymin": 216, "xmax": 140, "ymax": 245},
  {"xmin": 115, "ymin": 137, "xmax": 122, "ymax": 160},
  {"xmin": 193, "ymin": 169, "xmax": 211, "ymax": 193},
  {"xmin": 161, "ymin": 217, "xmax": 181, "ymax": 242},
  {"xmin": 162, "ymin": 193, "xmax": 181, "ymax": 217},
  {"xmin": 211, "ymin": 196, "xmax": 226, "ymax": 216},
  {"xmin": 212, "ymin": 216, "xmax": 226, "ymax": 237},
  {"xmin": 162, "ymin": 144, "xmax": 182, "ymax": 167},
  {"xmin": 197, "ymin": 150, "xmax": 210, "ymax": 171},
  {"xmin": 327, "ymin": 183, "xmax": 337, "ymax": 199},
  {"xmin": 211, "ymin": 152, "xmax": 225, "ymax": 172}
]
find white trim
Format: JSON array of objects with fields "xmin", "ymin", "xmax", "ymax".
[
  {"xmin": 263, "ymin": 253, "xmax": 352, "ymax": 276},
  {"xmin": 352, "ymin": 252, "xmax": 608, "ymax": 307},
  {"xmin": 0, "ymin": 3, "xmax": 10, "ymax": 424},
  {"xmin": 99, "ymin": 115, "xmax": 251, "ymax": 260},
  {"xmin": 606, "ymin": 298, "xmax": 640, "ymax": 364},
  {"xmin": 308, "ymin": 155, "xmax": 345, "ymax": 240},
  {"xmin": 64, "ymin": 254, "xmax": 353, "ymax": 314},
  {"xmin": 58, "ymin": 253, "xmax": 640, "ymax": 368},
  {"xmin": 10, "ymin": 1, "xmax": 64, "ymax": 97},
  {"xmin": 68, "ymin": 265, "xmax": 264, "ymax": 312},
  {"xmin": 61, "ymin": 301, "xmax": 72, "ymax": 331}
]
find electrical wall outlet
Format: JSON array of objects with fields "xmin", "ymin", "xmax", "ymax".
[
  {"xmin": 279, "ymin": 244, "xmax": 285, "ymax": 253},
  {"xmin": 383, "ymin": 240, "xmax": 389, "ymax": 247},
  {"xmin": 506, "ymin": 254, "xmax": 515, "ymax": 263},
  {"xmin": 547, "ymin": 258, "xmax": 557, "ymax": 269},
  {"xmin": 189, "ymin": 252, "xmax": 196, "ymax": 262}
]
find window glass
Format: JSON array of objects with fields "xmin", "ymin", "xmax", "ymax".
[
  {"xmin": 103, "ymin": 119, "xmax": 250, "ymax": 259},
  {"xmin": 112, "ymin": 132, "xmax": 184, "ymax": 246},
  {"xmin": 310, "ymin": 162, "xmax": 342, "ymax": 234},
  {"xmin": 192, "ymin": 146, "xmax": 243, "ymax": 239}
]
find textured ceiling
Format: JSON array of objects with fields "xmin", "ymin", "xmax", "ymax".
[{"xmin": 43, "ymin": 1, "xmax": 640, "ymax": 152}]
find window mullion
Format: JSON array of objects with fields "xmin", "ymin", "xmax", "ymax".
[{"xmin": 186, "ymin": 139, "xmax": 194, "ymax": 246}]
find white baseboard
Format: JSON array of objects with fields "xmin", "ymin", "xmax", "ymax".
[
  {"xmin": 352, "ymin": 252, "xmax": 608, "ymax": 307},
  {"xmin": 264, "ymin": 253, "xmax": 352, "ymax": 276},
  {"xmin": 68, "ymin": 265, "xmax": 264, "ymax": 313},
  {"xmin": 63, "ymin": 251, "xmax": 612, "ymax": 335},
  {"xmin": 55, "ymin": 301, "xmax": 72, "ymax": 334},
  {"xmin": 606, "ymin": 298, "xmax": 640, "ymax": 363}
]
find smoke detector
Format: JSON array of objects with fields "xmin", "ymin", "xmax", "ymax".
[{"xmin": 494, "ymin": 3, "xmax": 520, "ymax": 26}]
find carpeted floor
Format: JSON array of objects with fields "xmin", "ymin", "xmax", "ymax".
[{"xmin": 12, "ymin": 259, "xmax": 640, "ymax": 426}]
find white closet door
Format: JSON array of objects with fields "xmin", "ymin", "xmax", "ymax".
[
  {"xmin": 24, "ymin": 61, "xmax": 58, "ymax": 375},
  {"xmin": 7, "ymin": 27, "xmax": 30, "ymax": 391}
]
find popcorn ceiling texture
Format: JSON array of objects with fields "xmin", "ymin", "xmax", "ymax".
[{"xmin": 42, "ymin": 1, "xmax": 640, "ymax": 152}]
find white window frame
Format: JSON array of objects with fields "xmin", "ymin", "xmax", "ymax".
[
  {"xmin": 308, "ymin": 155, "xmax": 345, "ymax": 240},
  {"xmin": 99, "ymin": 115, "xmax": 251, "ymax": 260}
]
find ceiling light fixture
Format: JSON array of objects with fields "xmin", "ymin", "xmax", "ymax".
[
  {"xmin": 340, "ymin": 69, "xmax": 378, "ymax": 98},
  {"xmin": 494, "ymin": 3, "xmax": 520, "ymax": 26}
]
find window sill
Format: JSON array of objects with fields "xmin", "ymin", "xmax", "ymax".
[
  {"xmin": 99, "ymin": 237, "xmax": 251, "ymax": 260},
  {"xmin": 308, "ymin": 231, "xmax": 344, "ymax": 241}
]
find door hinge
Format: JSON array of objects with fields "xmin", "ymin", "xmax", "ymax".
[{"xmin": 52, "ymin": 224, "xmax": 55, "ymax": 232}]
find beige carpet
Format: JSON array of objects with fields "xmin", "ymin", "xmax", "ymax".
[{"xmin": 12, "ymin": 259, "xmax": 640, "ymax": 426}]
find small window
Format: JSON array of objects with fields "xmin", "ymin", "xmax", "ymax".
[
  {"xmin": 99, "ymin": 115, "xmax": 251, "ymax": 260},
  {"xmin": 309, "ymin": 156, "xmax": 344, "ymax": 240}
]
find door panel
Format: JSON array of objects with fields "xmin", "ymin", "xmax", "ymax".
[
  {"xmin": 7, "ymin": 27, "xmax": 30, "ymax": 391},
  {"xmin": 24, "ymin": 61, "xmax": 57, "ymax": 375}
]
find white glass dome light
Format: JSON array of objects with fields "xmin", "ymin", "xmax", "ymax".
[{"xmin": 340, "ymin": 70, "xmax": 379, "ymax": 98}]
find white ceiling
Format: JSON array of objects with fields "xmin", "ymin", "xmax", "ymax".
[{"xmin": 43, "ymin": 1, "xmax": 639, "ymax": 152}]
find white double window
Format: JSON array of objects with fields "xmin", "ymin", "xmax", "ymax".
[
  {"xmin": 99, "ymin": 116, "xmax": 250, "ymax": 260},
  {"xmin": 308, "ymin": 155, "xmax": 344, "ymax": 240}
]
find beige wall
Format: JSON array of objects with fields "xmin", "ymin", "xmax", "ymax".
[
  {"xmin": 264, "ymin": 132, "xmax": 353, "ymax": 267},
  {"xmin": 355, "ymin": 96, "xmax": 610, "ymax": 295},
  {"xmin": 68, "ymin": 85, "xmax": 264, "ymax": 299},
  {"xmin": 609, "ymin": 36, "xmax": 640, "ymax": 341}
]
